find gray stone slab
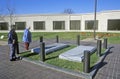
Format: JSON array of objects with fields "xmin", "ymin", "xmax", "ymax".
[
  {"xmin": 59, "ymin": 45, "xmax": 96, "ymax": 62},
  {"xmin": 31, "ymin": 43, "xmax": 69, "ymax": 54}
]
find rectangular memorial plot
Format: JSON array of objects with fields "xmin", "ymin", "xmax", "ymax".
[
  {"xmin": 31, "ymin": 43, "xmax": 69, "ymax": 54},
  {"xmin": 59, "ymin": 45, "xmax": 96, "ymax": 62}
]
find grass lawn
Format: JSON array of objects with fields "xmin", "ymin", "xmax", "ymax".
[
  {"xmin": 0, "ymin": 32, "xmax": 115, "ymax": 72},
  {"xmin": 0, "ymin": 32, "xmax": 94, "ymax": 41},
  {"xmin": 0, "ymin": 32, "xmax": 120, "ymax": 44},
  {"xmin": 108, "ymin": 36, "xmax": 120, "ymax": 44},
  {"xmin": 20, "ymin": 45, "xmax": 100, "ymax": 72}
]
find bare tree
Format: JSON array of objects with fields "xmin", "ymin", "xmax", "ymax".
[
  {"xmin": 6, "ymin": 0, "xmax": 16, "ymax": 30},
  {"xmin": 0, "ymin": 9, "xmax": 5, "ymax": 21},
  {"xmin": 7, "ymin": 7, "xmax": 16, "ymax": 29},
  {"xmin": 0, "ymin": 0, "xmax": 16, "ymax": 31},
  {"xmin": 63, "ymin": 8, "xmax": 74, "ymax": 14}
]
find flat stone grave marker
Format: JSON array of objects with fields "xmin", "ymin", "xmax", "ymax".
[
  {"xmin": 59, "ymin": 45, "xmax": 96, "ymax": 62},
  {"xmin": 31, "ymin": 43, "xmax": 69, "ymax": 54}
]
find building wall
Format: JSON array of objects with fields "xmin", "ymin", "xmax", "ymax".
[{"xmin": 0, "ymin": 10, "xmax": 120, "ymax": 32}]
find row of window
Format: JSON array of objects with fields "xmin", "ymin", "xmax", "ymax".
[{"xmin": 0, "ymin": 20, "xmax": 120, "ymax": 30}]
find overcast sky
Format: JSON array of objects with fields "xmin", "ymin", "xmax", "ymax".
[{"xmin": 0, "ymin": 0, "xmax": 120, "ymax": 14}]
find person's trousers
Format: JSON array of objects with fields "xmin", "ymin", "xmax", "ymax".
[
  {"xmin": 9, "ymin": 44, "xmax": 16, "ymax": 59},
  {"xmin": 16, "ymin": 43, "xmax": 19, "ymax": 54},
  {"xmin": 24, "ymin": 42, "xmax": 29, "ymax": 50}
]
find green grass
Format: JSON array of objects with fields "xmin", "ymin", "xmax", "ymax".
[
  {"xmin": 107, "ymin": 36, "xmax": 120, "ymax": 44},
  {"xmin": 20, "ymin": 51, "xmax": 40, "ymax": 60},
  {"xmin": 0, "ymin": 33, "xmax": 8, "ymax": 41},
  {"xmin": 0, "ymin": 32, "xmax": 116, "ymax": 72},
  {"xmin": 20, "ymin": 45, "xmax": 99, "ymax": 72},
  {"xmin": 28, "ymin": 32, "xmax": 90, "ymax": 41},
  {"xmin": 22, "ymin": 32, "xmax": 84, "ymax": 40},
  {"xmin": 0, "ymin": 32, "xmax": 120, "ymax": 44},
  {"xmin": 0, "ymin": 32, "xmax": 24, "ymax": 42},
  {"xmin": 0, "ymin": 32, "xmax": 91, "ymax": 42}
]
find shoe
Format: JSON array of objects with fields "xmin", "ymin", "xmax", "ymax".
[
  {"xmin": 10, "ymin": 58, "xmax": 16, "ymax": 61},
  {"xmin": 18, "ymin": 56, "xmax": 22, "ymax": 60},
  {"xmin": 17, "ymin": 56, "xmax": 22, "ymax": 60},
  {"xmin": 15, "ymin": 56, "xmax": 22, "ymax": 60}
]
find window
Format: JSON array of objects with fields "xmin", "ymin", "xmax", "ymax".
[
  {"xmin": 33, "ymin": 21, "xmax": 45, "ymax": 30},
  {"xmin": 53, "ymin": 21, "xmax": 65, "ymax": 30},
  {"xmin": 70, "ymin": 20, "xmax": 81, "ymax": 30},
  {"xmin": 108, "ymin": 19, "xmax": 120, "ymax": 31},
  {"xmin": 85, "ymin": 20, "xmax": 98, "ymax": 30},
  {"xmin": 0, "ymin": 22, "xmax": 8, "ymax": 30},
  {"xmin": 15, "ymin": 22, "xmax": 26, "ymax": 30}
]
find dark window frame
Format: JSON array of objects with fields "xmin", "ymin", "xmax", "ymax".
[
  {"xmin": 33, "ymin": 21, "xmax": 45, "ymax": 30},
  {"xmin": 15, "ymin": 22, "xmax": 26, "ymax": 30},
  {"xmin": 0, "ymin": 22, "xmax": 8, "ymax": 30},
  {"xmin": 85, "ymin": 20, "xmax": 98, "ymax": 30},
  {"xmin": 108, "ymin": 19, "xmax": 120, "ymax": 31},
  {"xmin": 70, "ymin": 20, "xmax": 81, "ymax": 30},
  {"xmin": 53, "ymin": 21, "xmax": 65, "ymax": 30}
]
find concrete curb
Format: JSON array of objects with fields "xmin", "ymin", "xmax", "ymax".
[
  {"xmin": 21, "ymin": 46, "xmax": 113, "ymax": 79},
  {"xmin": 22, "ymin": 58, "xmax": 92, "ymax": 79}
]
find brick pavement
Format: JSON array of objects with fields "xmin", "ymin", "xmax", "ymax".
[
  {"xmin": 0, "ymin": 40, "xmax": 120, "ymax": 79},
  {"xmin": 0, "ymin": 41, "xmax": 7, "ymax": 45},
  {"xmin": 0, "ymin": 42, "xmax": 84, "ymax": 79},
  {"xmin": 94, "ymin": 44, "xmax": 120, "ymax": 79}
]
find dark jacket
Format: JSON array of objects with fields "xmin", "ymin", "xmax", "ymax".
[{"xmin": 8, "ymin": 29, "xmax": 18, "ymax": 44}]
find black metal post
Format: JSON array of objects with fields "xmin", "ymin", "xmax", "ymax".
[
  {"xmin": 40, "ymin": 42, "xmax": 45, "ymax": 62},
  {"xmin": 97, "ymin": 39, "xmax": 101, "ymax": 57},
  {"xmin": 16, "ymin": 43, "xmax": 19, "ymax": 54},
  {"xmin": 40, "ymin": 36, "xmax": 43, "ymax": 42},
  {"xmin": 93, "ymin": 0, "xmax": 97, "ymax": 40},
  {"xmin": 56, "ymin": 35, "xmax": 59, "ymax": 43},
  {"xmin": 84, "ymin": 50, "xmax": 90, "ymax": 73},
  {"xmin": 103, "ymin": 38, "xmax": 107, "ymax": 49},
  {"xmin": 77, "ymin": 35, "xmax": 80, "ymax": 45}
]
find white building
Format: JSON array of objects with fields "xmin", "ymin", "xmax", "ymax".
[{"xmin": 0, "ymin": 10, "xmax": 120, "ymax": 32}]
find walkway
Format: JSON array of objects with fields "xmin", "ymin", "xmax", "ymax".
[
  {"xmin": 0, "ymin": 45, "xmax": 84, "ymax": 79},
  {"xmin": 0, "ymin": 40, "xmax": 120, "ymax": 79},
  {"xmin": 94, "ymin": 44, "xmax": 120, "ymax": 79},
  {"xmin": 0, "ymin": 40, "xmax": 85, "ymax": 79}
]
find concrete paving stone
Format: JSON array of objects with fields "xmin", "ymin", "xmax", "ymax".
[
  {"xmin": 0, "ymin": 40, "xmax": 120, "ymax": 79},
  {"xmin": 94, "ymin": 44, "xmax": 120, "ymax": 79},
  {"xmin": 0, "ymin": 43, "xmax": 84, "ymax": 79}
]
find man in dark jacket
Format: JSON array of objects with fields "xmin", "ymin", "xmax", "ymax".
[{"xmin": 8, "ymin": 28, "xmax": 19, "ymax": 61}]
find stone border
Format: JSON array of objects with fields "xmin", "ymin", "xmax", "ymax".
[
  {"xmin": 23, "ymin": 58, "xmax": 91, "ymax": 79},
  {"xmin": 22, "ymin": 46, "xmax": 113, "ymax": 79}
]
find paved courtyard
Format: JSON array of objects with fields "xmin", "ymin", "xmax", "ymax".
[
  {"xmin": 0, "ymin": 45, "xmax": 84, "ymax": 79},
  {"xmin": 0, "ymin": 40, "xmax": 120, "ymax": 79},
  {"xmin": 94, "ymin": 44, "xmax": 120, "ymax": 79}
]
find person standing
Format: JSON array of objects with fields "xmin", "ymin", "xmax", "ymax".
[
  {"xmin": 8, "ymin": 28, "xmax": 19, "ymax": 61},
  {"xmin": 22, "ymin": 26, "xmax": 32, "ymax": 50}
]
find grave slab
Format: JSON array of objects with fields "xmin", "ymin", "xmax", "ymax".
[
  {"xmin": 31, "ymin": 43, "xmax": 69, "ymax": 54},
  {"xmin": 59, "ymin": 45, "xmax": 96, "ymax": 62}
]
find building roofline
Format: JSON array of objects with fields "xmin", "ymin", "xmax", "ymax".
[
  {"xmin": 99, "ymin": 10, "xmax": 120, "ymax": 13},
  {"xmin": 2, "ymin": 10, "xmax": 120, "ymax": 17}
]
